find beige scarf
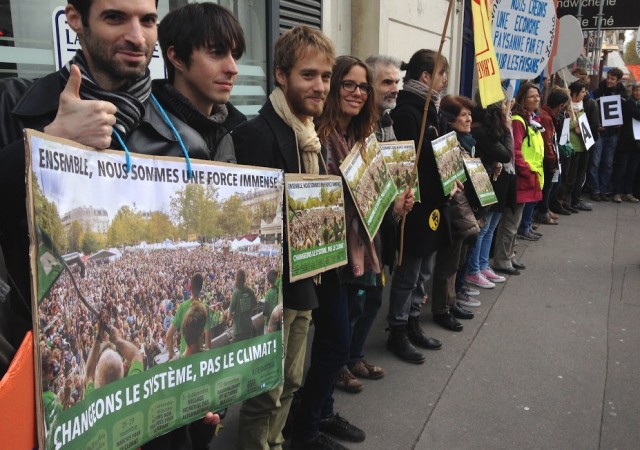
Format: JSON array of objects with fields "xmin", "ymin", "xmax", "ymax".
[{"xmin": 269, "ymin": 87, "xmax": 321, "ymax": 174}]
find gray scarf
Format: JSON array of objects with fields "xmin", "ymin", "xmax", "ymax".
[{"xmin": 403, "ymin": 79, "xmax": 441, "ymax": 109}]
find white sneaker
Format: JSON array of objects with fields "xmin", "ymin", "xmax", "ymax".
[
  {"xmin": 462, "ymin": 285, "xmax": 480, "ymax": 296},
  {"xmin": 456, "ymin": 291, "xmax": 481, "ymax": 307}
]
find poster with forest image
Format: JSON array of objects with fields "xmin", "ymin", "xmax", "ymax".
[
  {"xmin": 339, "ymin": 133, "xmax": 398, "ymax": 240},
  {"xmin": 431, "ymin": 131, "xmax": 467, "ymax": 195},
  {"xmin": 462, "ymin": 158, "xmax": 498, "ymax": 207},
  {"xmin": 378, "ymin": 140, "xmax": 421, "ymax": 202},
  {"xmin": 25, "ymin": 130, "xmax": 285, "ymax": 450},
  {"xmin": 285, "ymin": 174, "xmax": 348, "ymax": 282}
]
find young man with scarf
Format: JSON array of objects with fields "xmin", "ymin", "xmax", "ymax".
[
  {"xmin": 232, "ymin": 26, "xmax": 337, "ymax": 450},
  {"xmin": 0, "ymin": 0, "xmax": 159, "ymax": 364},
  {"xmin": 134, "ymin": 2, "xmax": 247, "ymax": 163}
]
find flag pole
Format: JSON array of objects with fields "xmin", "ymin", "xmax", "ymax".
[{"xmin": 398, "ymin": 0, "xmax": 456, "ymax": 266}]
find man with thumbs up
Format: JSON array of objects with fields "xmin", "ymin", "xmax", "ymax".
[{"xmin": 0, "ymin": 0, "xmax": 159, "ymax": 358}]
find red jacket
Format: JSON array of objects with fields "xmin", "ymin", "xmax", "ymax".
[
  {"xmin": 512, "ymin": 112, "xmax": 543, "ymax": 203},
  {"xmin": 538, "ymin": 105, "xmax": 559, "ymax": 171}
]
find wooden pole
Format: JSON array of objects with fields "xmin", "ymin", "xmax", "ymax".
[{"xmin": 398, "ymin": 0, "xmax": 456, "ymax": 266}]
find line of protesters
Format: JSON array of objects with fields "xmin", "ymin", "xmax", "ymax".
[{"xmin": 2, "ymin": 2, "xmax": 640, "ymax": 450}]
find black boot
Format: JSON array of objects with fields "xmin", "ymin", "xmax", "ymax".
[
  {"xmin": 407, "ymin": 316, "xmax": 442, "ymax": 350},
  {"xmin": 386, "ymin": 325, "xmax": 426, "ymax": 364}
]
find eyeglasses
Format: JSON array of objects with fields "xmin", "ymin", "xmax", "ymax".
[
  {"xmin": 340, "ymin": 80, "xmax": 372, "ymax": 95},
  {"xmin": 526, "ymin": 95, "xmax": 541, "ymax": 99}
]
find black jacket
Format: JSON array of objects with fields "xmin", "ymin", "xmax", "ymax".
[
  {"xmin": 232, "ymin": 99, "xmax": 321, "ymax": 311},
  {"xmin": 0, "ymin": 71, "xmax": 244, "ymax": 343},
  {"xmin": 390, "ymin": 90, "xmax": 451, "ymax": 256},
  {"xmin": 618, "ymin": 97, "xmax": 640, "ymax": 153}
]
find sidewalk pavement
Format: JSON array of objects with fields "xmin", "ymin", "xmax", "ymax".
[{"xmin": 217, "ymin": 199, "xmax": 640, "ymax": 449}]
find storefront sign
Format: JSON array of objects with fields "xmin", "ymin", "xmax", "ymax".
[{"xmin": 557, "ymin": 0, "xmax": 640, "ymax": 30}]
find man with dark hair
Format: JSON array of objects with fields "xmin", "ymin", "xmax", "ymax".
[
  {"xmin": 233, "ymin": 25, "xmax": 339, "ymax": 450},
  {"xmin": 590, "ymin": 67, "xmax": 627, "ymax": 201},
  {"xmin": 0, "ymin": 0, "xmax": 160, "ymax": 368},
  {"xmin": 137, "ymin": 2, "xmax": 247, "ymax": 163}
]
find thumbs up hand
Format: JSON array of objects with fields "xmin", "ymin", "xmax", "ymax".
[{"xmin": 44, "ymin": 64, "xmax": 118, "ymax": 149}]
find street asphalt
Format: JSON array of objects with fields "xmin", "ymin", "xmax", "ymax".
[{"xmin": 217, "ymin": 197, "xmax": 640, "ymax": 450}]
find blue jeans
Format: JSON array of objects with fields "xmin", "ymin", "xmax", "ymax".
[
  {"xmin": 293, "ymin": 270, "xmax": 349, "ymax": 441},
  {"xmin": 518, "ymin": 202, "xmax": 537, "ymax": 234},
  {"xmin": 589, "ymin": 134, "xmax": 618, "ymax": 194},
  {"xmin": 467, "ymin": 211, "xmax": 502, "ymax": 274},
  {"xmin": 348, "ymin": 284, "xmax": 382, "ymax": 367}
]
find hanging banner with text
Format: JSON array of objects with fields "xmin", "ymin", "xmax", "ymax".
[
  {"xmin": 473, "ymin": 0, "xmax": 504, "ymax": 106},
  {"xmin": 491, "ymin": 0, "xmax": 557, "ymax": 80},
  {"xmin": 285, "ymin": 174, "xmax": 348, "ymax": 282},
  {"xmin": 25, "ymin": 130, "xmax": 285, "ymax": 450}
]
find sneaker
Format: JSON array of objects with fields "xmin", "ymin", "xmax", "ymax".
[
  {"xmin": 624, "ymin": 194, "xmax": 640, "ymax": 203},
  {"xmin": 465, "ymin": 272, "xmax": 495, "ymax": 289},
  {"xmin": 517, "ymin": 231, "xmax": 540, "ymax": 241},
  {"xmin": 531, "ymin": 230, "xmax": 543, "ymax": 237},
  {"xmin": 456, "ymin": 291, "xmax": 481, "ymax": 307},
  {"xmin": 480, "ymin": 268, "xmax": 506, "ymax": 283},
  {"xmin": 462, "ymin": 285, "xmax": 480, "ymax": 296},
  {"xmin": 290, "ymin": 432, "xmax": 350, "ymax": 450},
  {"xmin": 350, "ymin": 359, "xmax": 385, "ymax": 379},
  {"xmin": 319, "ymin": 413, "xmax": 366, "ymax": 442},
  {"xmin": 334, "ymin": 368, "xmax": 363, "ymax": 393},
  {"xmin": 612, "ymin": 194, "xmax": 622, "ymax": 203}
]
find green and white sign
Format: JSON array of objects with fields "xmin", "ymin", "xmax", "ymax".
[
  {"xmin": 463, "ymin": 158, "xmax": 498, "ymax": 207},
  {"xmin": 379, "ymin": 140, "xmax": 421, "ymax": 203},
  {"xmin": 285, "ymin": 174, "xmax": 348, "ymax": 282},
  {"xmin": 26, "ymin": 130, "xmax": 285, "ymax": 450},
  {"xmin": 431, "ymin": 131, "xmax": 467, "ymax": 196}
]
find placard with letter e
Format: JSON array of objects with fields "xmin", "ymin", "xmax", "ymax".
[{"xmin": 599, "ymin": 95, "xmax": 623, "ymax": 127}]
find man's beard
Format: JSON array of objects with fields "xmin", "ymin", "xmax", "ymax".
[{"xmin": 83, "ymin": 28, "xmax": 151, "ymax": 84}]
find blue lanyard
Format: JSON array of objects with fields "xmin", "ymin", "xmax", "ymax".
[{"xmin": 112, "ymin": 94, "xmax": 194, "ymax": 179}]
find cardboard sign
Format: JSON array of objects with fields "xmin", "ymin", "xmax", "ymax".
[
  {"xmin": 339, "ymin": 134, "xmax": 398, "ymax": 240},
  {"xmin": 599, "ymin": 95, "xmax": 623, "ymax": 127},
  {"xmin": 548, "ymin": 15, "xmax": 583, "ymax": 74},
  {"xmin": 491, "ymin": 0, "xmax": 557, "ymax": 79},
  {"xmin": 462, "ymin": 158, "xmax": 497, "ymax": 207},
  {"xmin": 378, "ymin": 140, "xmax": 421, "ymax": 202},
  {"xmin": 26, "ymin": 130, "xmax": 285, "ymax": 450},
  {"xmin": 559, "ymin": 117, "xmax": 570, "ymax": 145},
  {"xmin": 577, "ymin": 113, "xmax": 595, "ymax": 150},
  {"xmin": 431, "ymin": 131, "xmax": 468, "ymax": 195},
  {"xmin": 633, "ymin": 118, "xmax": 640, "ymax": 140},
  {"xmin": 284, "ymin": 174, "xmax": 348, "ymax": 282}
]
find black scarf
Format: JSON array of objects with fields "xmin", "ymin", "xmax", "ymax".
[{"xmin": 59, "ymin": 50, "xmax": 151, "ymax": 136}]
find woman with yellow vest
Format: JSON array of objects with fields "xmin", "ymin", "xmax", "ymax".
[{"xmin": 512, "ymin": 82, "xmax": 545, "ymax": 241}]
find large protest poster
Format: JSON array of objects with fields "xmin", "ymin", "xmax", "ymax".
[
  {"xmin": 378, "ymin": 140, "xmax": 421, "ymax": 203},
  {"xmin": 431, "ymin": 131, "xmax": 468, "ymax": 196},
  {"xmin": 285, "ymin": 174, "xmax": 348, "ymax": 282},
  {"xmin": 339, "ymin": 133, "xmax": 398, "ymax": 240},
  {"xmin": 462, "ymin": 158, "xmax": 498, "ymax": 207},
  {"xmin": 491, "ymin": 0, "xmax": 556, "ymax": 80},
  {"xmin": 25, "ymin": 130, "xmax": 285, "ymax": 450}
]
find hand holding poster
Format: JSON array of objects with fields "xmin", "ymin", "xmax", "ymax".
[
  {"xmin": 339, "ymin": 134, "xmax": 398, "ymax": 240},
  {"xmin": 491, "ymin": 0, "xmax": 556, "ymax": 79},
  {"xmin": 462, "ymin": 158, "xmax": 498, "ymax": 206},
  {"xmin": 285, "ymin": 174, "xmax": 348, "ymax": 282},
  {"xmin": 431, "ymin": 131, "xmax": 468, "ymax": 195},
  {"xmin": 378, "ymin": 140, "xmax": 421, "ymax": 202},
  {"xmin": 26, "ymin": 130, "xmax": 285, "ymax": 450}
]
